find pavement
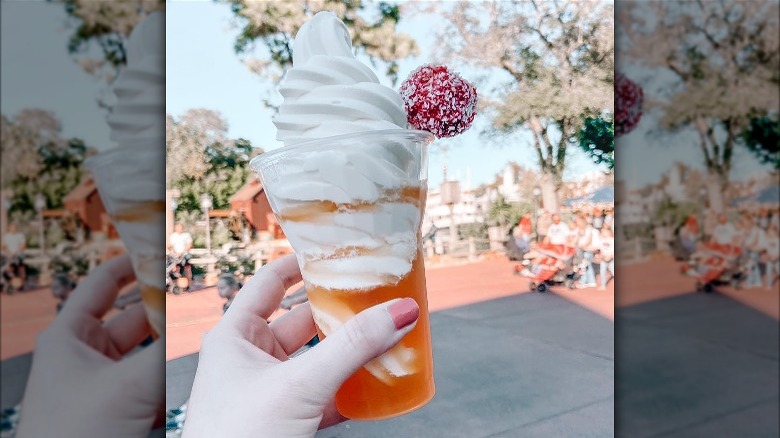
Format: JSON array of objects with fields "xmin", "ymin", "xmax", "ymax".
[
  {"xmin": 618, "ymin": 256, "xmax": 779, "ymax": 319},
  {"xmin": 616, "ymin": 292, "xmax": 779, "ymax": 437},
  {"xmin": 167, "ymin": 292, "xmax": 615, "ymax": 437},
  {"xmin": 166, "ymin": 257, "xmax": 615, "ymax": 436},
  {"xmin": 166, "ymin": 257, "xmax": 614, "ymax": 361}
]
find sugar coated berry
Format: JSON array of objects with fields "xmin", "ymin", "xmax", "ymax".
[
  {"xmin": 399, "ymin": 65, "xmax": 478, "ymax": 138},
  {"xmin": 615, "ymin": 73, "xmax": 643, "ymax": 137}
]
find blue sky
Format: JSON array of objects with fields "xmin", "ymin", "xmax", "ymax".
[
  {"xmin": 4, "ymin": 1, "xmax": 765, "ymax": 191},
  {"xmin": 1, "ymin": 1, "xmax": 112, "ymax": 149},
  {"xmin": 165, "ymin": 0, "xmax": 605, "ymax": 189}
]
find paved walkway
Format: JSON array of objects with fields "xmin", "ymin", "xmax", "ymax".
[
  {"xmin": 166, "ymin": 258, "xmax": 614, "ymax": 360},
  {"xmin": 618, "ymin": 256, "xmax": 779, "ymax": 320},
  {"xmin": 616, "ymin": 292, "xmax": 779, "ymax": 436},
  {"xmin": 167, "ymin": 292, "xmax": 614, "ymax": 437}
]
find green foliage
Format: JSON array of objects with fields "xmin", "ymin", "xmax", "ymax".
[
  {"xmin": 224, "ymin": 0, "xmax": 418, "ymax": 85},
  {"xmin": 9, "ymin": 138, "xmax": 95, "ymax": 217},
  {"xmin": 457, "ymin": 222, "xmax": 487, "ymax": 240},
  {"xmin": 578, "ymin": 116, "xmax": 614, "ymax": 171},
  {"xmin": 741, "ymin": 116, "xmax": 780, "ymax": 170},
  {"xmin": 170, "ymin": 142, "xmax": 255, "ymax": 213},
  {"xmin": 486, "ymin": 195, "xmax": 528, "ymax": 228},
  {"xmin": 652, "ymin": 195, "xmax": 700, "ymax": 228}
]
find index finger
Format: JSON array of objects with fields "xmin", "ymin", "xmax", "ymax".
[
  {"xmin": 61, "ymin": 253, "xmax": 136, "ymax": 319},
  {"xmin": 224, "ymin": 254, "xmax": 302, "ymax": 323}
]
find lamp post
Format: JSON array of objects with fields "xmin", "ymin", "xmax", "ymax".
[
  {"xmin": 34, "ymin": 194, "xmax": 47, "ymax": 256},
  {"xmin": 200, "ymin": 193, "xmax": 213, "ymax": 256},
  {"xmin": 699, "ymin": 187, "xmax": 708, "ymax": 208},
  {"xmin": 441, "ymin": 180, "xmax": 461, "ymax": 254},
  {"xmin": 532, "ymin": 186, "xmax": 541, "ymax": 240}
]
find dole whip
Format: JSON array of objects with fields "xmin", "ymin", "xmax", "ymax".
[
  {"xmin": 86, "ymin": 12, "xmax": 166, "ymax": 337},
  {"xmin": 252, "ymin": 10, "xmax": 477, "ymax": 420}
]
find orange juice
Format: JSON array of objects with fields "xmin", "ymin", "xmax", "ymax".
[
  {"xmin": 250, "ymin": 128, "xmax": 437, "ymax": 420},
  {"xmin": 306, "ymin": 250, "xmax": 434, "ymax": 419}
]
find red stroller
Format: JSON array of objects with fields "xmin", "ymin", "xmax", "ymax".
[
  {"xmin": 682, "ymin": 243, "xmax": 743, "ymax": 293},
  {"xmin": 517, "ymin": 243, "xmax": 577, "ymax": 293}
]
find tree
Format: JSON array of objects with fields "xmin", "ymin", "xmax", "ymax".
[
  {"xmin": 1, "ymin": 110, "xmax": 96, "ymax": 217},
  {"xmin": 222, "ymin": 0, "xmax": 419, "ymax": 105},
  {"xmin": 166, "ymin": 109, "xmax": 262, "ymax": 215},
  {"xmin": 432, "ymin": 0, "xmax": 614, "ymax": 211},
  {"xmin": 741, "ymin": 116, "xmax": 780, "ymax": 171},
  {"xmin": 578, "ymin": 116, "xmax": 614, "ymax": 171},
  {"xmin": 1, "ymin": 109, "xmax": 64, "ymax": 185},
  {"xmin": 54, "ymin": 0, "xmax": 165, "ymax": 109},
  {"xmin": 618, "ymin": 0, "xmax": 780, "ymax": 212}
]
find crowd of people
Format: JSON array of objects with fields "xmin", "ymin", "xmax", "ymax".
[
  {"xmin": 677, "ymin": 208, "xmax": 780, "ymax": 289},
  {"xmin": 509, "ymin": 207, "xmax": 616, "ymax": 290}
]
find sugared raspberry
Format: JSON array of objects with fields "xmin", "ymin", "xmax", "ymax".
[
  {"xmin": 399, "ymin": 65, "xmax": 477, "ymax": 138},
  {"xmin": 615, "ymin": 73, "xmax": 643, "ymax": 136}
]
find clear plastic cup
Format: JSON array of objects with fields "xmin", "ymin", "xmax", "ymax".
[
  {"xmin": 84, "ymin": 142, "xmax": 165, "ymax": 337},
  {"xmin": 250, "ymin": 129, "xmax": 435, "ymax": 420}
]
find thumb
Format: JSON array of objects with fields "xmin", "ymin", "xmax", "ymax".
[{"xmin": 293, "ymin": 298, "xmax": 420, "ymax": 401}]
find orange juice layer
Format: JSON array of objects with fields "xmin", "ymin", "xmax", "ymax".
[
  {"xmin": 306, "ymin": 252, "xmax": 435, "ymax": 420},
  {"xmin": 279, "ymin": 186, "xmax": 424, "ymax": 222},
  {"xmin": 140, "ymin": 285, "xmax": 164, "ymax": 339}
]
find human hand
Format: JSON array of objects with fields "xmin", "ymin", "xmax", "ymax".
[
  {"xmin": 183, "ymin": 254, "xmax": 420, "ymax": 438},
  {"xmin": 15, "ymin": 254, "xmax": 164, "ymax": 438}
]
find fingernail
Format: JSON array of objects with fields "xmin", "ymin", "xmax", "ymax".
[{"xmin": 388, "ymin": 298, "xmax": 420, "ymax": 330}]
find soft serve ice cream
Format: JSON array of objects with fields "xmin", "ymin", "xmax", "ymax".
[
  {"xmin": 258, "ymin": 12, "xmax": 477, "ymax": 417},
  {"xmin": 264, "ymin": 11, "xmax": 428, "ymax": 386},
  {"xmin": 87, "ymin": 12, "xmax": 166, "ymax": 336},
  {"xmin": 274, "ymin": 11, "xmax": 407, "ymax": 144}
]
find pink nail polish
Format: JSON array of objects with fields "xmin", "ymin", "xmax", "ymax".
[{"xmin": 388, "ymin": 298, "xmax": 420, "ymax": 330}]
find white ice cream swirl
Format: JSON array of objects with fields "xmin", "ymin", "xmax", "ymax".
[
  {"xmin": 273, "ymin": 11, "xmax": 407, "ymax": 145},
  {"xmin": 88, "ymin": 12, "xmax": 166, "ymax": 336},
  {"xmin": 106, "ymin": 12, "xmax": 165, "ymax": 145},
  {"xmin": 263, "ymin": 11, "xmax": 428, "ymax": 383},
  {"xmin": 269, "ymin": 11, "xmax": 423, "ymax": 293}
]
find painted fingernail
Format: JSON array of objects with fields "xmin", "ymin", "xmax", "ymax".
[{"xmin": 388, "ymin": 298, "xmax": 420, "ymax": 330}]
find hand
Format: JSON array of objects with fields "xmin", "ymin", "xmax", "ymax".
[
  {"xmin": 15, "ymin": 254, "xmax": 164, "ymax": 438},
  {"xmin": 183, "ymin": 254, "xmax": 420, "ymax": 438}
]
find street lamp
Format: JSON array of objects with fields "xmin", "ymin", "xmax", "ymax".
[
  {"xmin": 532, "ymin": 186, "xmax": 542, "ymax": 240},
  {"xmin": 441, "ymin": 180, "xmax": 461, "ymax": 254},
  {"xmin": 200, "ymin": 193, "xmax": 213, "ymax": 256},
  {"xmin": 34, "ymin": 194, "xmax": 47, "ymax": 256}
]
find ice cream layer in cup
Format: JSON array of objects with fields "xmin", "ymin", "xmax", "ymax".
[{"xmin": 85, "ymin": 142, "xmax": 166, "ymax": 337}]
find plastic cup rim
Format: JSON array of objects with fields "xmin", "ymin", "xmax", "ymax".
[{"xmin": 249, "ymin": 129, "xmax": 434, "ymax": 173}]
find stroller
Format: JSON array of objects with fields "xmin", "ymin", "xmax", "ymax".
[
  {"xmin": 166, "ymin": 254, "xmax": 191, "ymax": 294},
  {"xmin": 517, "ymin": 244, "xmax": 577, "ymax": 293},
  {"xmin": 1, "ymin": 255, "xmax": 26, "ymax": 294},
  {"xmin": 682, "ymin": 243, "xmax": 743, "ymax": 293}
]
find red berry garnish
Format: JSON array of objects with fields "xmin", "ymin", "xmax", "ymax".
[
  {"xmin": 399, "ymin": 65, "xmax": 478, "ymax": 138},
  {"xmin": 615, "ymin": 72, "xmax": 643, "ymax": 137}
]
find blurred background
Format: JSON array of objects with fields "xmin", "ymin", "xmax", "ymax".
[
  {"xmin": 615, "ymin": 1, "xmax": 778, "ymax": 436},
  {"xmin": 163, "ymin": 1, "xmax": 615, "ymax": 437}
]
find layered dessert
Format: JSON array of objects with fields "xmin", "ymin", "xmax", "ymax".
[
  {"xmin": 254, "ymin": 11, "xmax": 434, "ymax": 419},
  {"xmin": 87, "ymin": 12, "xmax": 166, "ymax": 337},
  {"xmin": 254, "ymin": 10, "xmax": 476, "ymax": 419}
]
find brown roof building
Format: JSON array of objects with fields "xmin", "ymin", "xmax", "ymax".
[
  {"xmin": 230, "ymin": 177, "xmax": 283, "ymax": 239},
  {"xmin": 63, "ymin": 177, "xmax": 116, "ymax": 238}
]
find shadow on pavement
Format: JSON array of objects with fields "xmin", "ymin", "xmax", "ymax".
[
  {"xmin": 616, "ymin": 291, "xmax": 779, "ymax": 437},
  {"xmin": 167, "ymin": 292, "xmax": 614, "ymax": 437}
]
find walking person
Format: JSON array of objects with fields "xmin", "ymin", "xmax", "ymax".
[
  {"xmin": 743, "ymin": 216, "xmax": 766, "ymax": 288},
  {"xmin": 764, "ymin": 225, "xmax": 779, "ymax": 288},
  {"xmin": 575, "ymin": 215, "xmax": 599, "ymax": 289},
  {"xmin": 1, "ymin": 222, "xmax": 27, "ymax": 293},
  {"xmin": 598, "ymin": 227, "xmax": 614, "ymax": 291}
]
